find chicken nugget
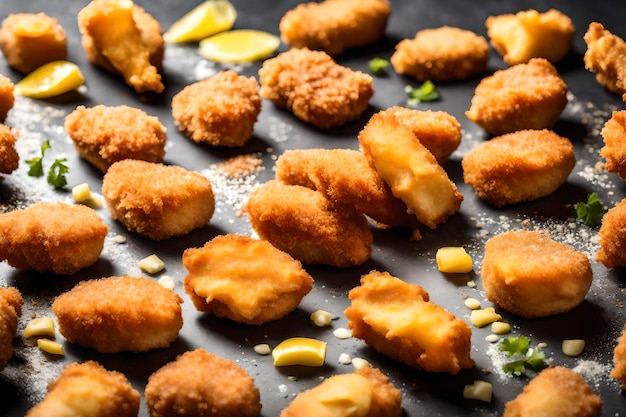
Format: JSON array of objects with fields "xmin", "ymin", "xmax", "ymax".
[
  {"xmin": 52, "ymin": 275, "xmax": 183, "ymax": 353},
  {"xmin": 244, "ymin": 180, "xmax": 372, "ymax": 268},
  {"xmin": 258, "ymin": 47, "xmax": 374, "ymax": 129},
  {"xmin": 482, "ymin": 230, "xmax": 593, "ymax": 318},
  {"xmin": 503, "ymin": 366, "xmax": 602, "ymax": 417},
  {"xmin": 0, "ymin": 123, "xmax": 19, "ymax": 178},
  {"xmin": 65, "ymin": 104, "xmax": 167, "ymax": 172},
  {"xmin": 0, "ymin": 287, "xmax": 22, "ymax": 371},
  {"xmin": 279, "ymin": 0, "xmax": 390, "ymax": 57},
  {"xmin": 391, "ymin": 26, "xmax": 489, "ymax": 82},
  {"xmin": 462, "ymin": 129, "xmax": 575, "ymax": 206},
  {"xmin": 25, "ymin": 360, "xmax": 140, "ymax": 417},
  {"xmin": 0, "ymin": 74, "xmax": 15, "ymax": 123},
  {"xmin": 145, "ymin": 349, "xmax": 261, "ymax": 417},
  {"xmin": 612, "ymin": 325, "xmax": 626, "ymax": 390},
  {"xmin": 465, "ymin": 58, "xmax": 568, "ymax": 135},
  {"xmin": 78, "ymin": 0, "xmax": 164, "ymax": 94},
  {"xmin": 171, "ymin": 70, "xmax": 261, "ymax": 147},
  {"xmin": 600, "ymin": 110, "xmax": 626, "ymax": 181},
  {"xmin": 596, "ymin": 198, "xmax": 626, "ymax": 268},
  {"xmin": 102, "ymin": 159, "xmax": 214, "ymax": 240},
  {"xmin": 584, "ymin": 22, "xmax": 626, "ymax": 101},
  {"xmin": 0, "ymin": 202, "xmax": 108, "ymax": 275},
  {"xmin": 345, "ymin": 270, "xmax": 475, "ymax": 374}
]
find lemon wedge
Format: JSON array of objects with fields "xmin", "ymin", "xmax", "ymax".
[
  {"xmin": 272, "ymin": 337, "xmax": 327, "ymax": 367},
  {"xmin": 164, "ymin": 0, "xmax": 237, "ymax": 43},
  {"xmin": 199, "ymin": 29, "xmax": 280, "ymax": 63},
  {"xmin": 15, "ymin": 61, "xmax": 84, "ymax": 99}
]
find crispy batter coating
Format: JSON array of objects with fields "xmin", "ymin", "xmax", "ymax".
[
  {"xmin": 482, "ymin": 230, "xmax": 593, "ymax": 318},
  {"xmin": 78, "ymin": 0, "xmax": 164, "ymax": 93},
  {"xmin": 146, "ymin": 349, "xmax": 261, "ymax": 417},
  {"xmin": 171, "ymin": 70, "xmax": 261, "ymax": 147},
  {"xmin": 0, "ymin": 123, "xmax": 19, "ymax": 178},
  {"xmin": 258, "ymin": 47, "xmax": 374, "ymax": 129},
  {"xmin": 52, "ymin": 275, "xmax": 183, "ymax": 353},
  {"xmin": 102, "ymin": 159, "xmax": 214, "ymax": 240},
  {"xmin": 584, "ymin": 22, "xmax": 626, "ymax": 101},
  {"xmin": 0, "ymin": 13, "xmax": 67, "ymax": 74},
  {"xmin": 391, "ymin": 26, "xmax": 489, "ymax": 82},
  {"xmin": 244, "ymin": 180, "xmax": 373, "ymax": 267},
  {"xmin": 0, "ymin": 287, "xmax": 22, "ymax": 371},
  {"xmin": 279, "ymin": 0, "xmax": 390, "ymax": 57},
  {"xmin": 65, "ymin": 104, "xmax": 167, "ymax": 172},
  {"xmin": 596, "ymin": 197, "xmax": 626, "ymax": 268},
  {"xmin": 0, "ymin": 202, "xmax": 108, "ymax": 275},
  {"xmin": 25, "ymin": 360, "xmax": 141, "ymax": 417},
  {"xmin": 0, "ymin": 74, "xmax": 15, "ymax": 122},
  {"xmin": 612, "ymin": 325, "xmax": 626, "ymax": 390},
  {"xmin": 462, "ymin": 129, "xmax": 575, "ymax": 206},
  {"xmin": 600, "ymin": 110, "xmax": 626, "ymax": 181},
  {"xmin": 503, "ymin": 366, "xmax": 602, "ymax": 417},
  {"xmin": 345, "ymin": 270, "xmax": 475, "ymax": 374},
  {"xmin": 183, "ymin": 234, "xmax": 313, "ymax": 325},
  {"xmin": 465, "ymin": 58, "xmax": 568, "ymax": 135}
]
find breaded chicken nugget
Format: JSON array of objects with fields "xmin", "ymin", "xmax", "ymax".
[
  {"xmin": 258, "ymin": 48, "xmax": 374, "ymax": 129},
  {"xmin": 503, "ymin": 366, "xmax": 602, "ymax": 417},
  {"xmin": 279, "ymin": 0, "xmax": 390, "ymax": 57},
  {"xmin": 465, "ymin": 58, "xmax": 568, "ymax": 135},
  {"xmin": 391, "ymin": 26, "xmax": 489, "ymax": 82},
  {"xmin": 0, "ymin": 124, "xmax": 19, "ymax": 178},
  {"xmin": 0, "ymin": 13, "xmax": 67, "ymax": 74},
  {"xmin": 145, "ymin": 349, "xmax": 261, "ymax": 417},
  {"xmin": 171, "ymin": 70, "xmax": 261, "ymax": 147},
  {"xmin": 280, "ymin": 367, "xmax": 402, "ymax": 417},
  {"xmin": 102, "ymin": 159, "xmax": 214, "ymax": 240},
  {"xmin": 462, "ymin": 129, "xmax": 575, "ymax": 206},
  {"xmin": 25, "ymin": 360, "xmax": 141, "ymax": 417},
  {"xmin": 183, "ymin": 234, "xmax": 313, "ymax": 325},
  {"xmin": 52, "ymin": 275, "xmax": 183, "ymax": 353},
  {"xmin": 0, "ymin": 74, "xmax": 15, "ymax": 123},
  {"xmin": 612, "ymin": 325, "xmax": 626, "ymax": 390},
  {"xmin": 482, "ymin": 230, "xmax": 593, "ymax": 318},
  {"xmin": 596, "ymin": 198, "xmax": 626, "ymax": 268},
  {"xmin": 65, "ymin": 104, "xmax": 167, "ymax": 172},
  {"xmin": 584, "ymin": 23, "xmax": 626, "ymax": 101},
  {"xmin": 0, "ymin": 287, "xmax": 22, "ymax": 371},
  {"xmin": 245, "ymin": 180, "xmax": 373, "ymax": 267},
  {"xmin": 78, "ymin": 0, "xmax": 164, "ymax": 94},
  {"xmin": 345, "ymin": 270, "xmax": 475, "ymax": 374},
  {"xmin": 0, "ymin": 202, "xmax": 108, "ymax": 275},
  {"xmin": 600, "ymin": 110, "xmax": 626, "ymax": 181}
]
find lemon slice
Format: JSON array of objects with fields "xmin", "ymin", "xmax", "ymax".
[
  {"xmin": 164, "ymin": 0, "xmax": 237, "ymax": 43},
  {"xmin": 272, "ymin": 337, "xmax": 327, "ymax": 367},
  {"xmin": 15, "ymin": 61, "xmax": 84, "ymax": 99},
  {"xmin": 199, "ymin": 29, "xmax": 280, "ymax": 63}
]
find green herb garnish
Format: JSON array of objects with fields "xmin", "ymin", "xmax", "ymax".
[
  {"xmin": 368, "ymin": 57, "xmax": 389, "ymax": 76},
  {"xmin": 47, "ymin": 157, "xmax": 69, "ymax": 189},
  {"xmin": 405, "ymin": 80, "xmax": 439, "ymax": 105},
  {"xmin": 499, "ymin": 335, "xmax": 548, "ymax": 376},
  {"xmin": 25, "ymin": 139, "xmax": 51, "ymax": 177},
  {"xmin": 574, "ymin": 192, "xmax": 606, "ymax": 227}
]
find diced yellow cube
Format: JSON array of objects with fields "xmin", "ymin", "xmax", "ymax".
[
  {"xmin": 436, "ymin": 247, "xmax": 473, "ymax": 273},
  {"xmin": 23, "ymin": 316, "xmax": 56, "ymax": 339},
  {"xmin": 139, "ymin": 254, "xmax": 165, "ymax": 274},
  {"xmin": 37, "ymin": 339, "xmax": 65, "ymax": 355},
  {"xmin": 272, "ymin": 337, "xmax": 326, "ymax": 367},
  {"xmin": 72, "ymin": 182, "xmax": 92, "ymax": 203}
]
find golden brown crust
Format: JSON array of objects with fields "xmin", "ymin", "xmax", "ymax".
[
  {"xmin": 584, "ymin": 22, "xmax": 626, "ymax": 100},
  {"xmin": 596, "ymin": 198, "xmax": 626, "ymax": 268},
  {"xmin": 601, "ymin": 110, "xmax": 626, "ymax": 180},
  {"xmin": 0, "ymin": 287, "xmax": 22, "ymax": 371},
  {"xmin": 0, "ymin": 75, "xmax": 15, "ymax": 123},
  {"xmin": 0, "ymin": 123, "xmax": 19, "ymax": 178},
  {"xmin": 612, "ymin": 325, "xmax": 626, "ymax": 390}
]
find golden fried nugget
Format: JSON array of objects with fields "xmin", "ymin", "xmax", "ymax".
[
  {"xmin": 462, "ymin": 129, "xmax": 575, "ymax": 206},
  {"xmin": 0, "ymin": 124, "xmax": 19, "ymax": 178},
  {"xmin": 345, "ymin": 270, "xmax": 475, "ymax": 374},
  {"xmin": 78, "ymin": 0, "xmax": 164, "ymax": 93},
  {"xmin": 358, "ymin": 110, "xmax": 463, "ymax": 229},
  {"xmin": 183, "ymin": 234, "xmax": 313, "ymax": 325},
  {"xmin": 0, "ymin": 287, "xmax": 22, "ymax": 371},
  {"xmin": 465, "ymin": 58, "xmax": 568, "ymax": 135},
  {"xmin": 503, "ymin": 366, "xmax": 602, "ymax": 417},
  {"xmin": 65, "ymin": 104, "xmax": 167, "ymax": 172},
  {"xmin": 612, "ymin": 325, "xmax": 626, "ymax": 390},
  {"xmin": 258, "ymin": 48, "xmax": 374, "ymax": 129},
  {"xmin": 245, "ymin": 180, "xmax": 373, "ymax": 267},
  {"xmin": 584, "ymin": 22, "xmax": 626, "ymax": 101},
  {"xmin": 146, "ymin": 349, "xmax": 261, "ymax": 417},
  {"xmin": 601, "ymin": 110, "xmax": 626, "ymax": 180},
  {"xmin": 596, "ymin": 198, "xmax": 626, "ymax": 268},
  {"xmin": 279, "ymin": 0, "xmax": 390, "ymax": 57},
  {"xmin": 172, "ymin": 70, "xmax": 261, "ymax": 147},
  {"xmin": 0, "ymin": 74, "xmax": 15, "ymax": 122},
  {"xmin": 25, "ymin": 360, "xmax": 141, "ymax": 417},
  {"xmin": 0, "ymin": 202, "xmax": 108, "ymax": 275},
  {"xmin": 102, "ymin": 159, "xmax": 214, "ymax": 240},
  {"xmin": 0, "ymin": 13, "xmax": 67, "ymax": 74},
  {"xmin": 52, "ymin": 275, "xmax": 183, "ymax": 353},
  {"xmin": 482, "ymin": 230, "xmax": 593, "ymax": 318}
]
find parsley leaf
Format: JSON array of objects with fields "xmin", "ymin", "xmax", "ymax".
[
  {"xmin": 499, "ymin": 336, "xmax": 548, "ymax": 376},
  {"xmin": 47, "ymin": 158, "xmax": 69, "ymax": 189},
  {"xmin": 368, "ymin": 57, "xmax": 389, "ymax": 76},
  {"xmin": 574, "ymin": 192, "xmax": 606, "ymax": 226},
  {"xmin": 405, "ymin": 80, "xmax": 439, "ymax": 105},
  {"xmin": 26, "ymin": 140, "xmax": 51, "ymax": 177}
]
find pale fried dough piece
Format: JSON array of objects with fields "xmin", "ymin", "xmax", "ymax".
[
  {"xmin": 596, "ymin": 198, "xmax": 626, "ymax": 268},
  {"xmin": 258, "ymin": 48, "xmax": 374, "ymax": 129},
  {"xmin": 0, "ymin": 124, "xmax": 19, "ymax": 178},
  {"xmin": 279, "ymin": 0, "xmax": 390, "ymax": 57},
  {"xmin": 584, "ymin": 22, "xmax": 626, "ymax": 101},
  {"xmin": 0, "ymin": 287, "xmax": 22, "ymax": 371},
  {"xmin": 183, "ymin": 234, "xmax": 313, "ymax": 325},
  {"xmin": 0, "ymin": 74, "xmax": 15, "ymax": 123},
  {"xmin": 600, "ymin": 110, "xmax": 626, "ymax": 180},
  {"xmin": 25, "ymin": 360, "xmax": 141, "ymax": 417},
  {"xmin": 345, "ymin": 270, "xmax": 475, "ymax": 374},
  {"xmin": 52, "ymin": 275, "xmax": 183, "ymax": 353},
  {"xmin": 612, "ymin": 325, "xmax": 626, "ymax": 390}
]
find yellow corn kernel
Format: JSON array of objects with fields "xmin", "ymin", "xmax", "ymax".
[
  {"xmin": 310, "ymin": 310, "xmax": 332, "ymax": 327},
  {"xmin": 37, "ymin": 339, "xmax": 65, "ymax": 356},
  {"xmin": 23, "ymin": 316, "xmax": 56, "ymax": 339},
  {"xmin": 272, "ymin": 337, "xmax": 327, "ymax": 367},
  {"xmin": 464, "ymin": 298, "xmax": 481, "ymax": 310},
  {"xmin": 470, "ymin": 307, "xmax": 502, "ymax": 328},
  {"xmin": 491, "ymin": 321, "xmax": 511, "ymax": 335},
  {"xmin": 463, "ymin": 380, "xmax": 493, "ymax": 403},
  {"xmin": 253, "ymin": 343, "xmax": 271, "ymax": 355},
  {"xmin": 436, "ymin": 247, "xmax": 473, "ymax": 273},
  {"xmin": 562, "ymin": 339, "xmax": 585, "ymax": 357},
  {"xmin": 72, "ymin": 182, "xmax": 92, "ymax": 203},
  {"xmin": 139, "ymin": 254, "xmax": 165, "ymax": 274}
]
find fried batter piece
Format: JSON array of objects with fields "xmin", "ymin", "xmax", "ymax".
[
  {"xmin": 612, "ymin": 325, "xmax": 626, "ymax": 390},
  {"xmin": 25, "ymin": 360, "xmax": 141, "ymax": 417},
  {"xmin": 596, "ymin": 198, "xmax": 626, "ymax": 268},
  {"xmin": 146, "ymin": 349, "xmax": 262, "ymax": 417},
  {"xmin": 280, "ymin": 367, "xmax": 402, "ymax": 417},
  {"xmin": 345, "ymin": 270, "xmax": 475, "ymax": 374},
  {"xmin": 244, "ymin": 180, "xmax": 373, "ymax": 268},
  {"xmin": 258, "ymin": 47, "xmax": 374, "ymax": 129},
  {"xmin": 391, "ymin": 26, "xmax": 489, "ymax": 82},
  {"xmin": 584, "ymin": 22, "xmax": 626, "ymax": 101},
  {"xmin": 0, "ymin": 287, "xmax": 22, "ymax": 371},
  {"xmin": 0, "ymin": 75, "xmax": 15, "ymax": 123},
  {"xmin": 183, "ymin": 234, "xmax": 313, "ymax": 325},
  {"xmin": 462, "ymin": 129, "xmax": 575, "ymax": 206},
  {"xmin": 65, "ymin": 104, "xmax": 167, "ymax": 172},
  {"xmin": 601, "ymin": 110, "xmax": 626, "ymax": 181},
  {"xmin": 52, "ymin": 275, "xmax": 183, "ymax": 353},
  {"xmin": 0, "ymin": 124, "xmax": 19, "ymax": 179},
  {"xmin": 465, "ymin": 58, "xmax": 568, "ymax": 135},
  {"xmin": 279, "ymin": 0, "xmax": 390, "ymax": 57},
  {"xmin": 78, "ymin": 0, "xmax": 164, "ymax": 94}
]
